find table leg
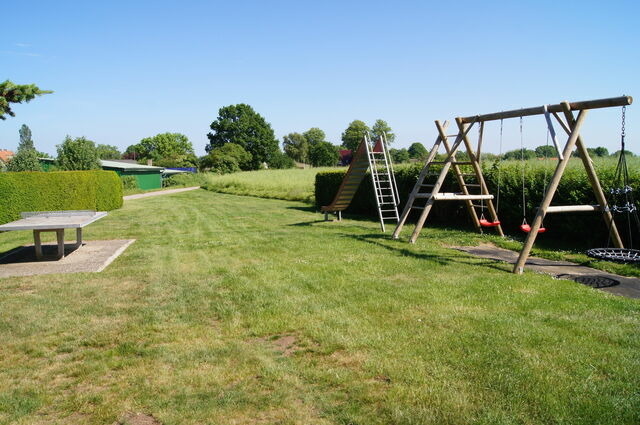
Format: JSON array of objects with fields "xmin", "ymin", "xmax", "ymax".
[
  {"xmin": 76, "ymin": 228, "xmax": 83, "ymax": 247},
  {"xmin": 33, "ymin": 230, "xmax": 43, "ymax": 260},
  {"xmin": 56, "ymin": 229, "xmax": 65, "ymax": 259}
]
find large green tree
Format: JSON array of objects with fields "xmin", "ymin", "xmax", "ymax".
[
  {"xmin": 56, "ymin": 136, "xmax": 101, "ymax": 170},
  {"xmin": 371, "ymin": 119, "xmax": 395, "ymax": 144},
  {"xmin": 341, "ymin": 120, "xmax": 370, "ymax": 152},
  {"xmin": 7, "ymin": 124, "xmax": 42, "ymax": 172},
  {"xmin": 0, "ymin": 80, "xmax": 52, "ymax": 120},
  {"xmin": 310, "ymin": 141, "xmax": 340, "ymax": 167},
  {"xmin": 534, "ymin": 145, "xmax": 557, "ymax": 158},
  {"xmin": 282, "ymin": 132, "xmax": 309, "ymax": 163},
  {"xmin": 96, "ymin": 144, "xmax": 122, "ymax": 160},
  {"xmin": 389, "ymin": 148, "xmax": 410, "ymax": 163},
  {"xmin": 125, "ymin": 132, "xmax": 195, "ymax": 166},
  {"xmin": 207, "ymin": 104, "xmax": 278, "ymax": 170},
  {"xmin": 303, "ymin": 127, "xmax": 326, "ymax": 146},
  {"xmin": 200, "ymin": 143, "xmax": 253, "ymax": 174}
]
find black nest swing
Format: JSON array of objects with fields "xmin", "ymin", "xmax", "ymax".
[{"xmin": 587, "ymin": 105, "xmax": 640, "ymax": 264}]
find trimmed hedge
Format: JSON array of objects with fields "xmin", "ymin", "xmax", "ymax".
[
  {"xmin": 0, "ymin": 170, "xmax": 123, "ymax": 225},
  {"xmin": 315, "ymin": 159, "xmax": 640, "ymax": 245}
]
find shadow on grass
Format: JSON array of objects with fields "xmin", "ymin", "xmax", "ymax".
[{"xmin": 346, "ymin": 232, "xmax": 509, "ymax": 273}]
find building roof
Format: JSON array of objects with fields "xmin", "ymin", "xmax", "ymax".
[
  {"xmin": 0, "ymin": 150, "xmax": 14, "ymax": 162},
  {"xmin": 100, "ymin": 160, "xmax": 164, "ymax": 172}
]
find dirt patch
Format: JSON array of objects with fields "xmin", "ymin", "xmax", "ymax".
[
  {"xmin": 113, "ymin": 412, "xmax": 161, "ymax": 425},
  {"xmin": 256, "ymin": 334, "xmax": 300, "ymax": 357}
]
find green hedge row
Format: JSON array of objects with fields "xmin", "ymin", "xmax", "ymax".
[
  {"xmin": 0, "ymin": 170, "xmax": 123, "ymax": 225},
  {"xmin": 315, "ymin": 159, "xmax": 640, "ymax": 245}
]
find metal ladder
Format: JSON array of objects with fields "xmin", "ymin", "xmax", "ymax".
[
  {"xmin": 392, "ymin": 119, "xmax": 503, "ymax": 242},
  {"xmin": 366, "ymin": 134, "xmax": 400, "ymax": 232}
]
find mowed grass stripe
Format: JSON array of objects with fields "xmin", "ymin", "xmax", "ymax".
[{"xmin": 0, "ymin": 190, "xmax": 638, "ymax": 424}]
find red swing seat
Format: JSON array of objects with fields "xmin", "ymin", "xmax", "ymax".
[
  {"xmin": 520, "ymin": 220, "xmax": 546, "ymax": 233},
  {"xmin": 479, "ymin": 218, "xmax": 501, "ymax": 227}
]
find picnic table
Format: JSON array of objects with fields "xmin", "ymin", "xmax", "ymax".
[{"xmin": 0, "ymin": 210, "xmax": 107, "ymax": 260}]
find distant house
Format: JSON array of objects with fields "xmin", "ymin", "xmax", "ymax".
[
  {"xmin": 339, "ymin": 149, "xmax": 352, "ymax": 166},
  {"xmin": 0, "ymin": 150, "xmax": 14, "ymax": 163}
]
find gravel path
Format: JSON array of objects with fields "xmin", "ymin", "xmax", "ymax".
[{"xmin": 123, "ymin": 186, "xmax": 201, "ymax": 200}]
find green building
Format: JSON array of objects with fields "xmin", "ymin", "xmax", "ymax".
[{"xmin": 100, "ymin": 160, "xmax": 164, "ymax": 190}]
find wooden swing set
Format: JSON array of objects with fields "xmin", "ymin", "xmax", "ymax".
[{"xmin": 392, "ymin": 95, "xmax": 634, "ymax": 274}]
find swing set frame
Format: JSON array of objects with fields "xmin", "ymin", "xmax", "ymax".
[{"xmin": 454, "ymin": 95, "xmax": 633, "ymax": 274}]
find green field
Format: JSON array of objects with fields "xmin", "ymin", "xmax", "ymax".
[
  {"xmin": 0, "ymin": 190, "xmax": 638, "ymax": 424},
  {"xmin": 201, "ymin": 167, "xmax": 340, "ymax": 203}
]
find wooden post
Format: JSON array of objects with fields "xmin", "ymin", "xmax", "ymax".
[
  {"xmin": 552, "ymin": 109, "xmax": 624, "ymax": 248},
  {"xmin": 392, "ymin": 122, "xmax": 448, "ymax": 239},
  {"xmin": 407, "ymin": 124, "xmax": 469, "ymax": 243},
  {"xmin": 513, "ymin": 105, "xmax": 588, "ymax": 273},
  {"xmin": 443, "ymin": 121, "xmax": 481, "ymax": 232},
  {"xmin": 455, "ymin": 118, "xmax": 504, "ymax": 237}
]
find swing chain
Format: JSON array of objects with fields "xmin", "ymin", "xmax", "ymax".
[{"xmin": 621, "ymin": 105, "xmax": 626, "ymax": 150}]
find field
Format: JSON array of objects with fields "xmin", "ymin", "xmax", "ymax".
[
  {"xmin": 0, "ymin": 189, "xmax": 638, "ymax": 424},
  {"xmin": 201, "ymin": 167, "xmax": 339, "ymax": 203}
]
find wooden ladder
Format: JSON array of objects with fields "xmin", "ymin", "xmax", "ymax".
[{"xmin": 392, "ymin": 118, "xmax": 504, "ymax": 243}]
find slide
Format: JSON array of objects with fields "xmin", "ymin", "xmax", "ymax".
[{"xmin": 321, "ymin": 137, "xmax": 382, "ymax": 213}]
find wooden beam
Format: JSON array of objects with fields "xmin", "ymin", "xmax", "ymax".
[
  {"xmin": 392, "ymin": 121, "xmax": 448, "ymax": 239},
  {"xmin": 513, "ymin": 105, "xmax": 588, "ymax": 274},
  {"xmin": 459, "ymin": 96, "xmax": 632, "ymax": 124},
  {"xmin": 545, "ymin": 205, "xmax": 600, "ymax": 213}
]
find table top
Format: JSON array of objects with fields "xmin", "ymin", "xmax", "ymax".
[{"xmin": 0, "ymin": 210, "xmax": 108, "ymax": 231}]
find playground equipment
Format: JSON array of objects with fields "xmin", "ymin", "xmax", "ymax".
[
  {"xmin": 322, "ymin": 134, "xmax": 400, "ymax": 232},
  {"xmin": 392, "ymin": 118, "xmax": 504, "ymax": 244},
  {"xmin": 586, "ymin": 104, "xmax": 640, "ymax": 264},
  {"xmin": 393, "ymin": 96, "xmax": 634, "ymax": 274}
]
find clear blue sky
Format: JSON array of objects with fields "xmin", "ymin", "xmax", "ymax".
[{"xmin": 2, "ymin": 0, "xmax": 639, "ymax": 156}]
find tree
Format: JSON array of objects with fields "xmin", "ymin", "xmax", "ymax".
[
  {"xmin": 534, "ymin": 145, "xmax": 557, "ymax": 158},
  {"xmin": 371, "ymin": 119, "xmax": 395, "ymax": 144},
  {"xmin": 0, "ymin": 80, "xmax": 52, "ymax": 120},
  {"xmin": 126, "ymin": 132, "xmax": 194, "ymax": 165},
  {"xmin": 268, "ymin": 149, "xmax": 295, "ymax": 169},
  {"xmin": 309, "ymin": 141, "xmax": 339, "ymax": 167},
  {"xmin": 96, "ymin": 144, "xmax": 121, "ymax": 160},
  {"xmin": 56, "ymin": 136, "xmax": 101, "ymax": 170},
  {"xmin": 19, "ymin": 124, "xmax": 34, "ymax": 150},
  {"xmin": 200, "ymin": 143, "xmax": 253, "ymax": 174},
  {"xmin": 389, "ymin": 148, "xmax": 410, "ymax": 163},
  {"xmin": 341, "ymin": 120, "xmax": 370, "ymax": 152},
  {"xmin": 408, "ymin": 142, "xmax": 428, "ymax": 159},
  {"xmin": 6, "ymin": 124, "xmax": 42, "ymax": 172},
  {"xmin": 207, "ymin": 104, "xmax": 279, "ymax": 170},
  {"xmin": 591, "ymin": 146, "xmax": 609, "ymax": 157},
  {"xmin": 303, "ymin": 127, "xmax": 326, "ymax": 146},
  {"xmin": 502, "ymin": 148, "xmax": 536, "ymax": 161},
  {"xmin": 282, "ymin": 132, "xmax": 309, "ymax": 163}
]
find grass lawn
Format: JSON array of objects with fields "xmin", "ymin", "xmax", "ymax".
[{"xmin": 0, "ymin": 190, "xmax": 638, "ymax": 424}]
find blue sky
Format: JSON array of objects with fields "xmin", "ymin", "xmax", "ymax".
[{"xmin": 2, "ymin": 0, "xmax": 639, "ymax": 156}]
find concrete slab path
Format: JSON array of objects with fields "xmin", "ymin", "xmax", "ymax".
[
  {"xmin": 123, "ymin": 186, "xmax": 200, "ymax": 201},
  {"xmin": 0, "ymin": 239, "xmax": 135, "ymax": 278},
  {"xmin": 455, "ymin": 244, "xmax": 640, "ymax": 299}
]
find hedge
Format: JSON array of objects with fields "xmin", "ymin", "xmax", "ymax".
[
  {"xmin": 0, "ymin": 170, "xmax": 123, "ymax": 225},
  {"xmin": 315, "ymin": 159, "xmax": 640, "ymax": 246}
]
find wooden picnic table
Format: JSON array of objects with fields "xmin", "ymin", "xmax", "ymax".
[{"xmin": 0, "ymin": 210, "xmax": 107, "ymax": 260}]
